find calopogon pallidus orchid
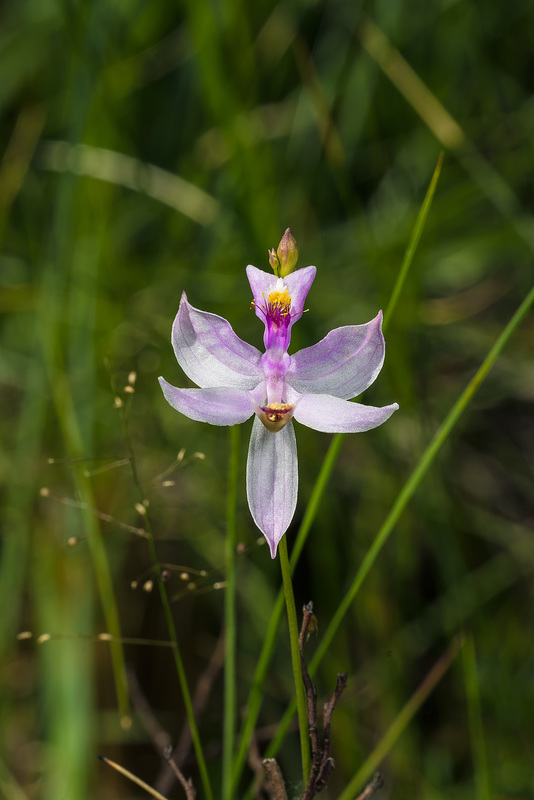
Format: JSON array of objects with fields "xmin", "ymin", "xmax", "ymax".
[{"xmin": 159, "ymin": 229, "xmax": 398, "ymax": 558}]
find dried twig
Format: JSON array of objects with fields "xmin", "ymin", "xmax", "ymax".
[
  {"xmin": 163, "ymin": 746, "xmax": 196, "ymax": 800},
  {"xmin": 315, "ymin": 672, "xmax": 347, "ymax": 791},
  {"xmin": 128, "ymin": 668, "xmax": 172, "ymax": 752},
  {"xmin": 262, "ymin": 758, "xmax": 289, "ymax": 800},
  {"xmin": 354, "ymin": 771, "xmax": 383, "ymax": 800},
  {"xmin": 299, "ymin": 602, "xmax": 347, "ymax": 800},
  {"xmin": 126, "ymin": 671, "xmax": 197, "ymax": 799},
  {"xmin": 299, "ymin": 602, "xmax": 321, "ymax": 787},
  {"xmin": 247, "ymin": 732, "xmax": 267, "ymax": 799},
  {"xmin": 98, "ymin": 754, "xmax": 169, "ymax": 800}
]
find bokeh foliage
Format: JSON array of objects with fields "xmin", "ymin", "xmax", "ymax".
[{"xmin": 1, "ymin": 0, "xmax": 534, "ymax": 798}]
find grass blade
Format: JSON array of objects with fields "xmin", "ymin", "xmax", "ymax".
[
  {"xmin": 383, "ymin": 151, "xmax": 444, "ymax": 332},
  {"xmin": 222, "ymin": 425, "xmax": 241, "ymax": 800},
  {"xmin": 337, "ymin": 636, "xmax": 464, "ymax": 800},
  {"xmin": 462, "ymin": 632, "xmax": 491, "ymax": 800}
]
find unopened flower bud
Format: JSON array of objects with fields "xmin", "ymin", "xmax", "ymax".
[
  {"xmin": 268, "ymin": 248, "xmax": 280, "ymax": 275},
  {"xmin": 276, "ymin": 228, "xmax": 299, "ymax": 277}
]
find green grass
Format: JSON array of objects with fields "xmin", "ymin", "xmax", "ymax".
[{"xmin": 1, "ymin": 1, "xmax": 534, "ymax": 798}]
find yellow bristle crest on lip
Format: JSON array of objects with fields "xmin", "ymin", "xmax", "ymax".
[{"xmin": 267, "ymin": 288, "xmax": 291, "ymax": 317}]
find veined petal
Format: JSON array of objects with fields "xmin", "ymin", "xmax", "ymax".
[
  {"xmin": 293, "ymin": 392, "xmax": 398, "ymax": 433},
  {"xmin": 172, "ymin": 293, "xmax": 263, "ymax": 389},
  {"xmin": 246, "ymin": 416, "xmax": 298, "ymax": 558},
  {"xmin": 287, "ymin": 312, "xmax": 385, "ymax": 399},
  {"xmin": 283, "ymin": 265, "xmax": 317, "ymax": 320},
  {"xmin": 159, "ymin": 378, "xmax": 255, "ymax": 426},
  {"xmin": 246, "ymin": 264, "xmax": 316, "ymax": 326}
]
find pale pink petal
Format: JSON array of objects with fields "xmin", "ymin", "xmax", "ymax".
[
  {"xmin": 287, "ymin": 312, "xmax": 385, "ymax": 399},
  {"xmin": 246, "ymin": 416, "xmax": 298, "ymax": 558},
  {"xmin": 172, "ymin": 293, "xmax": 263, "ymax": 389},
  {"xmin": 159, "ymin": 378, "xmax": 255, "ymax": 426},
  {"xmin": 293, "ymin": 392, "xmax": 398, "ymax": 433}
]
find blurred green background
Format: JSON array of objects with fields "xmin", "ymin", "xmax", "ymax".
[{"xmin": 1, "ymin": 0, "xmax": 534, "ymax": 798}]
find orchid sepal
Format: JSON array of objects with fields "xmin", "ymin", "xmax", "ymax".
[{"xmin": 172, "ymin": 293, "xmax": 263, "ymax": 390}]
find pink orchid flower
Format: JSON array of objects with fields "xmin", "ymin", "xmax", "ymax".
[{"xmin": 159, "ymin": 263, "xmax": 398, "ymax": 558}]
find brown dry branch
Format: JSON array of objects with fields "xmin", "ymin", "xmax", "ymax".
[
  {"xmin": 247, "ymin": 732, "xmax": 267, "ymax": 799},
  {"xmin": 163, "ymin": 746, "xmax": 196, "ymax": 800},
  {"xmin": 299, "ymin": 601, "xmax": 347, "ymax": 800},
  {"xmin": 127, "ymin": 671, "xmax": 196, "ymax": 799},
  {"xmin": 262, "ymin": 758, "xmax": 289, "ymax": 800},
  {"xmin": 128, "ymin": 668, "xmax": 172, "ymax": 753},
  {"xmin": 354, "ymin": 772, "xmax": 383, "ymax": 800},
  {"xmin": 128, "ymin": 635, "xmax": 224, "ymax": 796}
]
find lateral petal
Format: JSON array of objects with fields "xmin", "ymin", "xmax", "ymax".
[
  {"xmin": 246, "ymin": 416, "xmax": 298, "ymax": 558},
  {"xmin": 293, "ymin": 392, "xmax": 398, "ymax": 433},
  {"xmin": 172, "ymin": 293, "xmax": 263, "ymax": 389},
  {"xmin": 287, "ymin": 312, "xmax": 385, "ymax": 399},
  {"xmin": 159, "ymin": 378, "xmax": 255, "ymax": 426}
]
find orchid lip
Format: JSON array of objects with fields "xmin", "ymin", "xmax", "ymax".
[{"xmin": 254, "ymin": 401, "xmax": 295, "ymax": 432}]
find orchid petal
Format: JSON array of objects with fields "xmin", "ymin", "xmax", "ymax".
[
  {"xmin": 246, "ymin": 416, "xmax": 298, "ymax": 558},
  {"xmin": 287, "ymin": 312, "xmax": 385, "ymax": 399},
  {"xmin": 159, "ymin": 378, "xmax": 255, "ymax": 425},
  {"xmin": 172, "ymin": 293, "xmax": 263, "ymax": 389},
  {"xmin": 246, "ymin": 265, "xmax": 316, "ymax": 326},
  {"xmin": 293, "ymin": 392, "xmax": 399, "ymax": 433}
]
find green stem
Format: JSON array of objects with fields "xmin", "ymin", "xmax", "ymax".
[
  {"xmin": 147, "ymin": 535, "xmax": 213, "ymax": 800},
  {"xmin": 222, "ymin": 425, "xmax": 240, "ymax": 800},
  {"xmin": 232, "ymin": 590, "xmax": 285, "ymax": 794},
  {"xmin": 278, "ymin": 535, "xmax": 310, "ymax": 785}
]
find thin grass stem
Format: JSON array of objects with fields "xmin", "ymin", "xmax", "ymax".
[
  {"xmin": 383, "ymin": 151, "xmax": 444, "ymax": 332},
  {"xmin": 336, "ymin": 636, "xmax": 464, "ymax": 800},
  {"xmin": 222, "ymin": 425, "xmax": 240, "ymax": 800},
  {"xmin": 278, "ymin": 535, "xmax": 310, "ymax": 785},
  {"xmin": 51, "ymin": 373, "xmax": 130, "ymax": 720},
  {"xmin": 462, "ymin": 631, "xmax": 491, "ymax": 800},
  {"xmin": 120, "ymin": 400, "xmax": 214, "ymax": 800}
]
